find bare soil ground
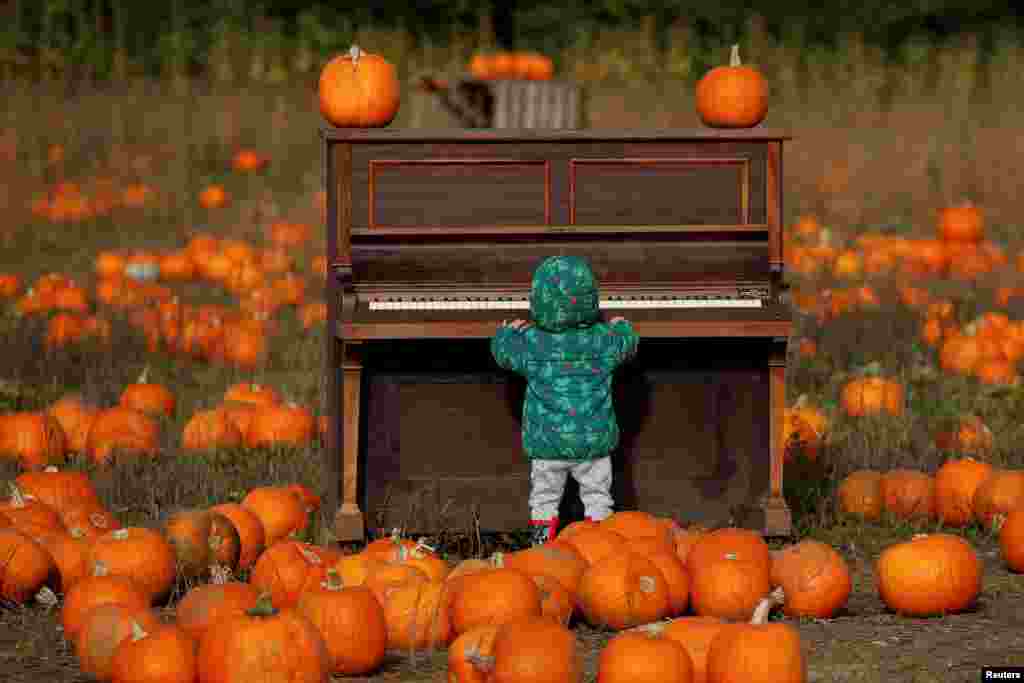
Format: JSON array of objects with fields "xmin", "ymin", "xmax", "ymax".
[{"xmin": 2, "ymin": 528, "xmax": 1021, "ymax": 683}]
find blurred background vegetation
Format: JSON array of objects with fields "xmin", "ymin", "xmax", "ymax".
[{"xmin": 1, "ymin": 0, "xmax": 1023, "ymax": 85}]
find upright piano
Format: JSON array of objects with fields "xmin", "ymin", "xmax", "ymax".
[{"xmin": 322, "ymin": 128, "xmax": 793, "ymax": 542}]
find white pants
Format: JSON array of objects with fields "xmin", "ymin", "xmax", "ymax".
[{"xmin": 529, "ymin": 456, "xmax": 613, "ymax": 522}]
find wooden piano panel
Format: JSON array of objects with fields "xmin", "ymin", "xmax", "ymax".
[
  {"xmin": 368, "ymin": 159, "xmax": 550, "ymax": 228},
  {"xmin": 570, "ymin": 157, "xmax": 753, "ymax": 226},
  {"xmin": 359, "ymin": 339, "xmax": 770, "ymax": 534},
  {"xmin": 349, "ymin": 142, "xmax": 769, "ymax": 231},
  {"xmin": 351, "ymin": 239, "xmax": 769, "ymax": 287}
]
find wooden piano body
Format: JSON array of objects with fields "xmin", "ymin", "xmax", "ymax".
[{"xmin": 322, "ymin": 128, "xmax": 793, "ymax": 542}]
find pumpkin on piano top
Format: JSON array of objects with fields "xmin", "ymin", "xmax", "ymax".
[
  {"xmin": 319, "ymin": 45, "xmax": 400, "ymax": 128},
  {"xmin": 696, "ymin": 44, "xmax": 769, "ymax": 129}
]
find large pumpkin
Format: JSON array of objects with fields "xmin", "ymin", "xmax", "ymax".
[
  {"xmin": 319, "ymin": 45, "xmax": 400, "ymax": 128},
  {"xmin": 705, "ymin": 622, "xmax": 806, "ymax": 683},
  {"xmin": 598, "ymin": 625, "xmax": 694, "ymax": 683},
  {"xmin": 875, "ymin": 533, "xmax": 981, "ymax": 616},
  {"xmin": 577, "ymin": 551, "xmax": 670, "ymax": 629},
  {"xmin": 934, "ymin": 457, "xmax": 994, "ymax": 526},
  {"xmin": 695, "ymin": 45, "xmax": 769, "ymax": 129},
  {"xmin": 296, "ymin": 570, "xmax": 387, "ymax": 675}
]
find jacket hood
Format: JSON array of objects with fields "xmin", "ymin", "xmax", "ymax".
[{"xmin": 529, "ymin": 256, "xmax": 600, "ymax": 331}]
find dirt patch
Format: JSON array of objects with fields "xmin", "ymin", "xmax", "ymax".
[{"xmin": 2, "ymin": 534, "xmax": 1020, "ymax": 683}]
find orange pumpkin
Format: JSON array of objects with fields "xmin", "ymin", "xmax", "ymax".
[
  {"xmin": 840, "ymin": 373, "xmax": 903, "ymax": 417},
  {"xmin": 74, "ymin": 603, "xmax": 161, "ymax": 682},
  {"xmin": 87, "ymin": 527, "xmax": 177, "ymax": 603},
  {"xmin": 577, "ymin": 552, "xmax": 670, "ymax": 629},
  {"xmin": 296, "ymin": 569, "xmax": 387, "ymax": 674},
  {"xmin": 934, "ymin": 457, "xmax": 994, "ymax": 527},
  {"xmin": 689, "ymin": 553, "xmax": 771, "ymax": 621},
  {"xmin": 938, "ymin": 201, "xmax": 984, "ymax": 243},
  {"xmin": 448, "ymin": 567, "xmax": 542, "ymax": 637},
  {"xmin": 875, "ymin": 533, "xmax": 981, "ymax": 617},
  {"xmin": 685, "ymin": 527, "xmax": 772, "ymax": 577},
  {"xmin": 487, "ymin": 616, "xmax": 581, "ymax": 683},
  {"xmin": 209, "ymin": 503, "xmax": 266, "ymax": 570},
  {"xmin": 836, "ymin": 470, "xmax": 883, "ymax": 521},
  {"xmin": 84, "ymin": 407, "xmax": 160, "ymax": 465},
  {"xmin": 696, "ymin": 45, "xmax": 769, "ymax": 128},
  {"xmin": 972, "ymin": 469, "xmax": 1024, "ymax": 530},
  {"xmin": 109, "ymin": 622, "xmax": 197, "ymax": 683},
  {"xmin": 661, "ymin": 616, "xmax": 728, "ymax": 683},
  {"xmin": 249, "ymin": 540, "xmax": 332, "ymax": 609},
  {"xmin": 0, "ymin": 528, "xmax": 55, "ymax": 603},
  {"xmin": 182, "ymin": 408, "xmax": 244, "ymax": 451},
  {"xmin": 448, "ymin": 624, "xmax": 500, "ymax": 683},
  {"xmin": 0, "ymin": 411, "xmax": 66, "ymax": 469},
  {"xmin": 997, "ymin": 509, "xmax": 1024, "ymax": 572},
  {"xmin": 61, "ymin": 562, "xmax": 149, "ymax": 639},
  {"xmin": 599, "ymin": 625, "xmax": 694, "ymax": 683},
  {"xmin": 879, "ymin": 469, "xmax": 935, "ymax": 521},
  {"xmin": 176, "ymin": 566, "xmax": 261, "ymax": 642},
  {"xmin": 119, "ymin": 367, "xmax": 176, "ymax": 419},
  {"xmin": 319, "ymin": 45, "xmax": 400, "ymax": 128},
  {"xmin": 769, "ymin": 540, "xmax": 850, "ymax": 618},
  {"xmin": 705, "ymin": 621, "xmax": 806, "ymax": 683}
]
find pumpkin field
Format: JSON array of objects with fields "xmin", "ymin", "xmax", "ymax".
[{"xmin": 4, "ymin": 12, "xmax": 1024, "ymax": 683}]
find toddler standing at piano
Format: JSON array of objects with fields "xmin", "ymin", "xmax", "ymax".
[{"xmin": 491, "ymin": 255, "xmax": 639, "ymax": 546}]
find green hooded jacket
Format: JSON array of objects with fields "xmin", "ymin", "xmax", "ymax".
[{"xmin": 491, "ymin": 255, "xmax": 640, "ymax": 461}]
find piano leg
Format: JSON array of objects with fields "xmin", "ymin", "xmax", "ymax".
[
  {"xmin": 761, "ymin": 346, "xmax": 793, "ymax": 537},
  {"xmin": 334, "ymin": 342, "xmax": 366, "ymax": 542}
]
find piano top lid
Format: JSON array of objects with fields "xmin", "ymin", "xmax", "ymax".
[{"xmin": 319, "ymin": 127, "xmax": 793, "ymax": 143}]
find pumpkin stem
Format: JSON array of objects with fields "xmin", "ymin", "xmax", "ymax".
[
  {"xmin": 35, "ymin": 586, "xmax": 58, "ymax": 607},
  {"xmin": 93, "ymin": 560, "xmax": 109, "ymax": 577},
  {"xmin": 861, "ymin": 361, "xmax": 882, "ymax": 376},
  {"xmin": 111, "ymin": 528, "xmax": 130, "ymax": 541},
  {"xmin": 322, "ymin": 568, "xmax": 344, "ymax": 591},
  {"xmin": 210, "ymin": 564, "xmax": 232, "ymax": 584},
  {"xmin": 68, "ymin": 527, "xmax": 86, "ymax": 540},
  {"xmin": 129, "ymin": 620, "xmax": 150, "ymax": 642},
  {"xmin": 43, "ymin": 465, "xmax": 59, "ymax": 473},
  {"xmin": 7, "ymin": 483, "xmax": 26, "ymax": 508},
  {"xmin": 465, "ymin": 651, "xmax": 495, "ymax": 673},
  {"xmin": 247, "ymin": 593, "xmax": 278, "ymax": 617},
  {"xmin": 729, "ymin": 44, "xmax": 742, "ymax": 67},
  {"xmin": 491, "ymin": 551, "xmax": 505, "ymax": 568},
  {"xmin": 349, "ymin": 45, "xmax": 362, "ymax": 67},
  {"xmin": 637, "ymin": 575, "xmax": 657, "ymax": 593},
  {"xmin": 298, "ymin": 546, "xmax": 322, "ymax": 565},
  {"xmin": 137, "ymin": 365, "xmax": 150, "ymax": 384},
  {"xmin": 991, "ymin": 513, "xmax": 1007, "ymax": 534},
  {"xmin": 750, "ymin": 586, "xmax": 785, "ymax": 624}
]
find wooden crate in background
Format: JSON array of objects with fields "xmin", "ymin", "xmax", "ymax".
[{"xmin": 417, "ymin": 77, "xmax": 585, "ymax": 129}]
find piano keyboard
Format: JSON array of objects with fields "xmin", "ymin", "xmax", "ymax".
[{"xmin": 368, "ymin": 296, "xmax": 763, "ymax": 311}]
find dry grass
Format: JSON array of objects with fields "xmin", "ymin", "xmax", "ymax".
[{"xmin": 2, "ymin": 18, "xmax": 1024, "ymax": 683}]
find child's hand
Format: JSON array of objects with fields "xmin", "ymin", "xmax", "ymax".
[
  {"xmin": 609, "ymin": 316, "xmax": 627, "ymax": 325},
  {"xmin": 502, "ymin": 318, "xmax": 533, "ymax": 331}
]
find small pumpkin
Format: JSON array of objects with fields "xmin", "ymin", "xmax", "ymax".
[
  {"xmin": 319, "ymin": 45, "xmax": 400, "ymax": 128},
  {"xmin": 487, "ymin": 616, "xmax": 582, "ymax": 683},
  {"xmin": 695, "ymin": 45, "xmax": 769, "ymax": 129},
  {"xmin": 249, "ymin": 540, "xmax": 332, "ymax": 609},
  {"xmin": 768, "ymin": 540, "xmax": 851, "ymax": 619},
  {"xmin": 87, "ymin": 527, "xmax": 177, "ymax": 603},
  {"xmin": 836, "ymin": 470, "xmax": 883, "ymax": 521},
  {"xmin": 176, "ymin": 565, "xmax": 260, "ymax": 642},
  {"xmin": 0, "ymin": 528, "xmax": 55, "ymax": 603},
  {"xmin": 972, "ymin": 469, "xmax": 1024, "ymax": 530},
  {"xmin": 241, "ymin": 485, "xmax": 308, "ymax": 546},
  {"xmin": 689, "ymin": 553, "xmax": 771, "ymax": 622},
  {"xmin": 577, "ymin": 552, "xmax": 670, "ymax": 629},
  {"xmin": 109, "ymin": 621, "xmax": 197, "ymax": 683},
  {"xmin": 61, "ymin": 562, "xmax": 149, "ymax": 639},
  {"xmin": 448, "ymin": 567, "xmax": 542, "ymax": 637},
  {"xmin": 934, "ymin": 457, "xmax": 994, "ymax": 527},
  {"xmin": 599, "ymin": 623, "xmax": 694, "ymax": 683},
  {"xmin": 74, "ymin": 603, "xmax": 161, "ymax": 682}
]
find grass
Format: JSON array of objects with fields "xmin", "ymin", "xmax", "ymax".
[{"xmin": 2, "ymin": 17, "xmax": 1024, "ymax": 683}]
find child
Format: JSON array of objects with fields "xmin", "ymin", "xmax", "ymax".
[{"xmin": 491, "ymin": 255, "xmax": 640, "ymax": 546}]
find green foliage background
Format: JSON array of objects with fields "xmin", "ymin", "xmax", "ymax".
[{"xmin": 1, "ymin": 0, "xmax": 1023, "ymax": 82}]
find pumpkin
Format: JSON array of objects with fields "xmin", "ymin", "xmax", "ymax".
[
  {"xmin": 695, "ymin": 45, "xmax": 769, "ymax": 129},
  {"xmin": 934, "ymin": 457, "xmax": 994, "ymax": 526},
  {"xmin": 0, "ymin": 484, "xmax": 66, "ymax": 537},
  {"xmin": 164, "ymin": 508, "xmax": 216, "ymax": 578},
  {"xmin": 560, "ymin": 526, "xmax": 626, "ymax": 567},
  {"xmin": 768, "ymin": 540, "xmax": 850, "ymax": 618},
  {"xmin": 0, "ymin": 528, "xmax": 55, "ymax": 603},
  {"xmin": 87, "ymin": 527, "xmax": 177, "ymax": 603},
  {"xmin": 362, "ymin": 530, "xmax": 421, "ymax": 563},
  {"xmin": 599, "ymin": 624, "xmax": 694, "ymax": 683},
  {"xmin": 176, "ymin": 565, "xmax": 261, "ymax": 642},
  {"xmin": 705, "ymin": 621, "xmax": 806, "ymax": 683},
  {"xmin": 447, "ymin": 624, "xmax": 500, "ymax": 683},
  {"xmin": 972, "ymin": 469, "xmax": 1024, "ymax": 530},
  {"xmin": 488, "ymin": 616, "xmax": 582, "ymax": 683},
  {"xmin": 231, "ymin": 149, "xmax": 267, "ymax": 172},
  {"xmin": 46, "ymin": 394, "xmax": 98, "ymax": 454},
  {"xmin": 685, "ymin": 527, "xmax": 771, "ymax": 577},
  {"xmin": 396, "ymin": 544, "xmax": 450, "ymax": 582},
  {"xmin": 32, "ymin": 527, "xmax": 90, "ymax": 592},
  {"xmin": 14, "ymin": 465, "xmax": 99, "ymax": 516},
  {"xmin": 689, "ymin": 553, "xmax": 771, "ymax": 621},
  {"xmin": 182, "ymin": 408, "xmax": 244, "ymax": 451},
  {"xmin": 249, "ymin": 540, "xmax": 332, "ymax": 609},
  {"xmin": 198, "ymin": 184, "xmax": 229, "ymax": 209},
  {"xmin": 0, "ymin": 411, "xmax": 66, "ymax": 468},
  {"xmin": 61, "ymin": 502, "xmax": 121, "ymax": 540},
  {"xmin": 938, "ymin": 200, "xmax": 984, "ymax": 243},
  {"xmin": 599, "ymin": 510, "xmax": 670, "ymax": 541},
  {"xmin": 241, "ymin": 485, "xmax": 308, "ymax": 546},
  {"xmin": 332, "ymin": 552, "xmax": 385, "ymax": 587},
  {"xmin": 879, "ymin": 469, "xmax": 935, "ymax": 520},
  {"xmin": 875, "ymin": 533, "xmax": 981, "ymax": 616},
  {"xmin": 158, "ymin": 251, "xmax": 196, "ymax": 281},
  {"xmin": 61, "ymin": 562, "xmax": 149, "ymax": 639},
  {"xmin": 496, "ymin": 543, "xmax": 587, "ymax": 596},
  {"xmin": 378, "ymin": 578, "xmax": 452, "ymax": 651},
  {"xmin": 196, "ymin": 593, "xmax": 330, "ymax": 683},
  {"xmin": 934, "ymin": 414, "xmax": 993, "ymax": 455},
  {"xmin": 318, "ymin": 45, "xmax": 400, "ymax": 128},
  {"xmin": 84, "ymin": 407, "xmax": 160, "ymax": 464},
  {"xmin": 209, "ymin": 503, "xmax": 266, "ymax": 570},
  {"xmin": 119, "ymin": 367, "xmax": 175, "ymax": 419},
  {"xmin": 840, "ymin": 373, "xmax": 904, "ymax": 417},
  {"xmin": 75, "ymin": 603, "xmax": 161, "ymax": 682},
  {"xmin": 296, "ymin": 569, "xmax": 386, "ymax": 674},
  {"xmin": 364, "ymin": 561, "xmax": 429, "ymax": 604},
  {"xmin": 997, "ymin": 509, "xmax": 1024, "ymax": 572},
  {"xmin": 661, "ymin": 616, "xmax": 728, "ymax": 683},
  {"xmin": 109, "ymin": 621, "xmax": 197, "ymax": 683},
  {"xmin": 836, "ymin": 470, "xmax": 883, "ymax": 521},
  {"xmin": 245, "ymin": 402, "xmax": 316, "ymax": 448},
  {"xmin": 577, "ymin": 552, "xmax": 670, "ymax": 629},
  {"xmin": 448, "ymin": 567, "xmax": 543, "ymax": 636}
]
